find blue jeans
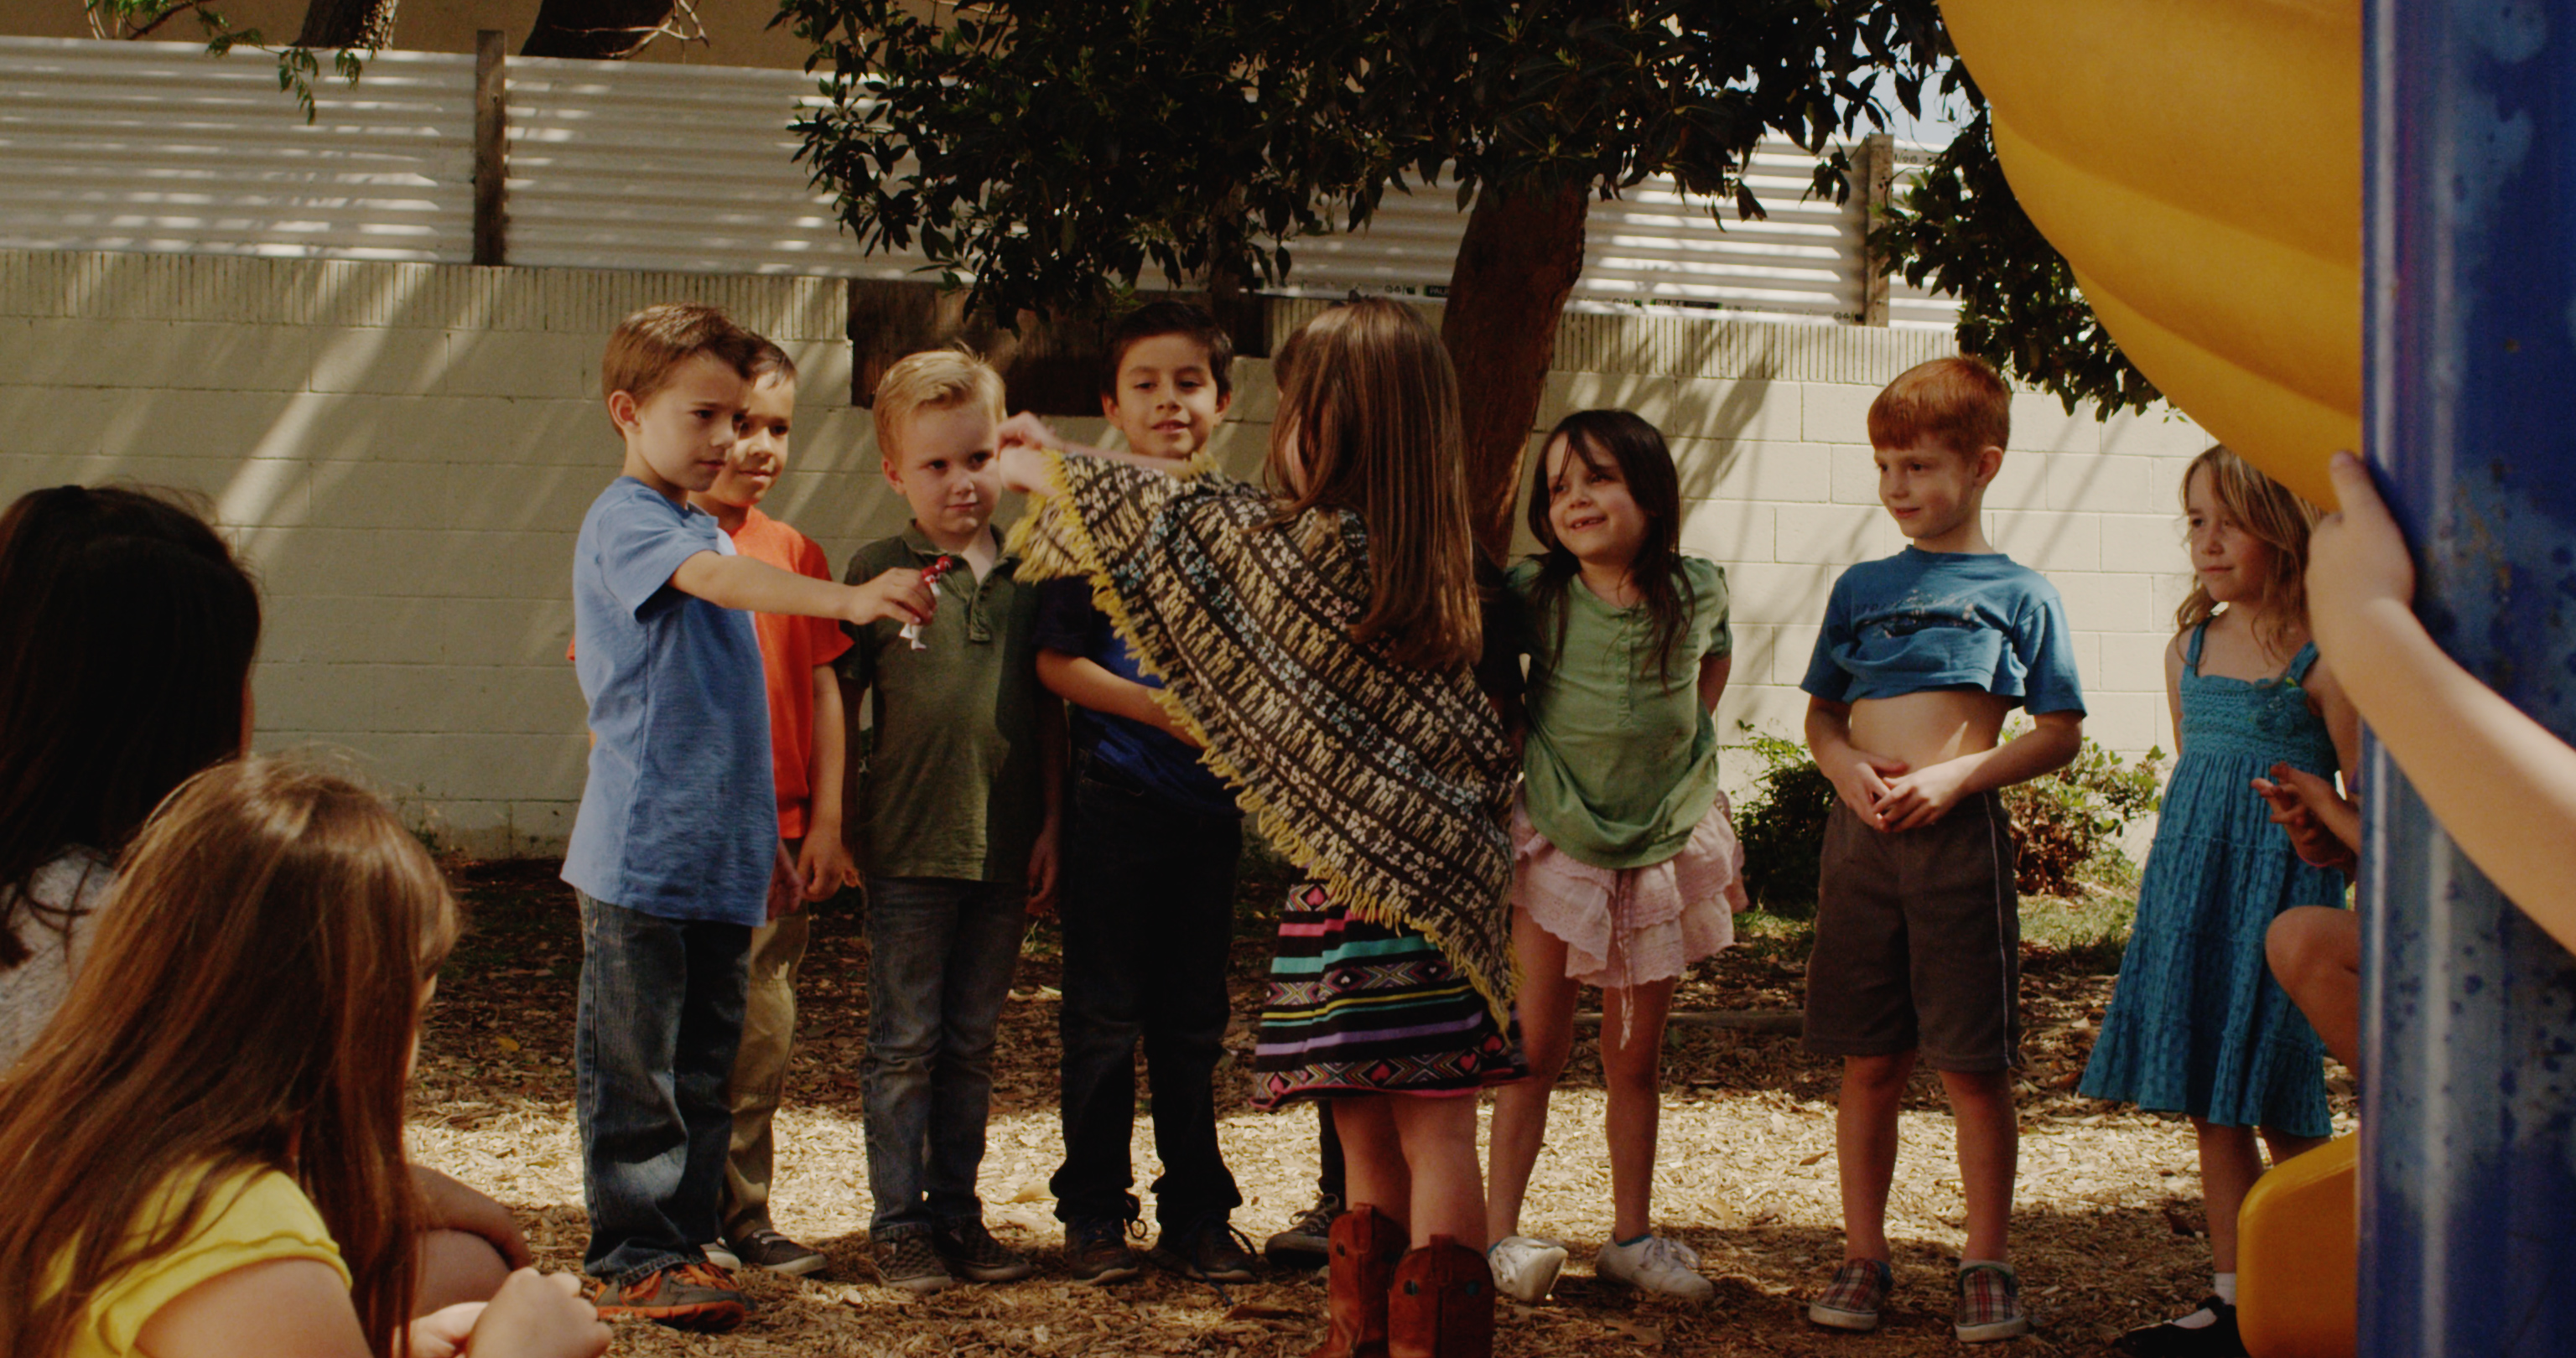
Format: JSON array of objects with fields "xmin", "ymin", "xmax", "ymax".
[
  {"xmin": 574, "ymin": 892, "xmax": 751, "ymax": 1283},
  {"xmin": 862, "ymin": 874, "xmax": 1029, "ymax": 1236},
  {"xmin": 1049, "ymin": 766, "xmax": 1244, "ymax": 1226}
]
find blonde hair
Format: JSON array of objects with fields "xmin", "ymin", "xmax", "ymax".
[
  {"xmin": 600, "ymin": 303, "xmax": 761, "ymax": 407},
  {"xmin": 1265, "ymin": 298, "xmax": 1479, "ymax": 671},
  {"xmin": 2174, "ymin": 444, "xmax": 2320, "ymax": 656},
  {"xmin": 1867, "ymin": 355, "xmax": 2012, "ymax": 459},
  {"xmin": 872, "ymin": 347, "xmax": 1005, "ymax": 460}
]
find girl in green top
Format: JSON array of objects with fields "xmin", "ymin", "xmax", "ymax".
[{"xmin": 1485, "ymin": 410, "xmax": 1748, "ymax": 1306}]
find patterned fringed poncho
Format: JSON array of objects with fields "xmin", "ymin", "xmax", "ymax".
[{"xmin": 1006, "ymin": 452, "xmax": 1519, "ymax": 1025}]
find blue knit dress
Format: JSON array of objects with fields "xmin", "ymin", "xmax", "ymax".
[{"xmin": 2078, "ymin": 625, "xmax": 2346, "ymax": 1136}]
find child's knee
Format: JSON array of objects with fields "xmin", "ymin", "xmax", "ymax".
[
  {"xmin": 2266, "ymin": 907, "xmax": 2339, "ymax": 985},
  {"xmin": 1842, "ymin": 1052, "xmax": 1914, "ymax": 1091}
]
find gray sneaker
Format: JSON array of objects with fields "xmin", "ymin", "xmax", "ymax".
[
  {"xmin": 932, "ymin": 1216, "xmax": 1035, "ymax": 1283},
  {"xmin": 728, "ymin": 1227, "xmax": 827, "ymax": 1278},
  {"xmin": 871, "ymin": 1231, "xmax": 954, "ymax": 1295}
]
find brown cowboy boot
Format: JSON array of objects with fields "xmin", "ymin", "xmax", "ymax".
[
  {"xmin": 1387, "ymin": 1236, "xmax": 1496, "ymax": 1358},
  {"xmin": 1311, "ymin": 1203, "xmax": 1405, "ymax": 1358}
]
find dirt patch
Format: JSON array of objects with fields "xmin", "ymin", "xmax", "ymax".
[{"xmin": 413, "ymin": 859, "xmax": 2355, "ymax": 1355}]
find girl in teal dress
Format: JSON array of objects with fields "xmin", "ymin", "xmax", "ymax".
[{"xmin": 2079, "ymin": 447, "xmax": 2360, "ymax": 1358}]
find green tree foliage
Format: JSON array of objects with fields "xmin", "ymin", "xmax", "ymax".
[
  {"xmin": 777, "ymin": 0, "xmax": 1950, "ymax": 314},
  {"xmin": 1868, "ymin": 74, "xmax": 2163, "ymax": 417},
  {"xmin": 84, "ymin": 0, "xmax": 373, "ymax": 122}
]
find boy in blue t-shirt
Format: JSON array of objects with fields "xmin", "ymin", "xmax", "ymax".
[
  {"xmin": 564, "ymin": 303, "xmax": 931, "ymax": 1330},
  {"xmin": 1795, "ymin": 357, "xmax": 2085, "ymax": 1345},
  {"xmin": 1037, "ymin": 303, "xmax": 1255, "ymax": 1285}
]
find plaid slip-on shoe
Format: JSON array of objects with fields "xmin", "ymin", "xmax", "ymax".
[
  {"xmin": 1955, "ymin": 1261, "xmax": 2033, "ymax": 1343},
  {"xmin": 589, "ymin": 1261, "xmax": 748, "ymax": 1332},
  {"xmin": 1808, "ymin": 1257, "xmax": 1893, "ymax": 1331},
  {"xmin": 932, "ymin": 1215, "xmax": 1035, "ymax": 1283}
]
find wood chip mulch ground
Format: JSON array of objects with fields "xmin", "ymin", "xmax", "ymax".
[{"xmin": 408, "ymin": 859, "xmax": 2355, "ymax": 1356}]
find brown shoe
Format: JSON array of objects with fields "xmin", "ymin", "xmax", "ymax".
[
  {"xmin": 1311, "ymin": 1202, "xmax": 1404, "ymax": 1358},
  {"xmin": 1387, "ymin": 1236, "xmax": 1495, "ymax": 1358}
]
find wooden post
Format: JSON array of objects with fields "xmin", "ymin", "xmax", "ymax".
[
  {"xmin": 472, "ymin": 29, "xmax": 506, "ymax": 267},
  {"xmin": 1859, "ymin": 132, "xmax": 1894, "ymax": 328}
]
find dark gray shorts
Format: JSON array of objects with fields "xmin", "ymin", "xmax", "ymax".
[{"xmin": 1802, "ymin": 790, "xmax": 2021, "ymax": 1072}]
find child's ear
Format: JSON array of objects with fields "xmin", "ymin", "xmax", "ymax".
[
  {"xmin": 1100, "ymin": 391, "xmax": 1119, "ymax": 420},
  {"xmin": 880, "ymin": 456, "xmax": 902, "ymax": 491},
  {"xmin": 606, "ymin": 390, "xmax": 641, "ymax": 435},
  {"xmin": 1974, "ymin": 444, "xmax": 2006, "ymax": 489},
  {"xmin": 1214, "ymin": 389, "xmax": 1233, "ymax": 417}
]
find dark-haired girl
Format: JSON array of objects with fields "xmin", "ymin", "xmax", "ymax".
[
  {"xmin": 1484, "ymin": 411, "xmax": 1748, "ymax": 1305},
  {"xmin": 0, "ymin": 484, "xmax": 529, "ymax": 1318},
  {"xmin": 0, "ymin": 485, "xmax": 262, "ymax": 1067}
]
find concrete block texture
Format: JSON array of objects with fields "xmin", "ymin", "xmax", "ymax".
[{"xmin": 1, "ymin": 249, "xmax": 2219, "ymax": 853}]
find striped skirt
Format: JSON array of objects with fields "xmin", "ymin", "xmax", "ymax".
[{"xmin": 1250, "ymin": 882, "xmax": 1526, "ymax": 1109}]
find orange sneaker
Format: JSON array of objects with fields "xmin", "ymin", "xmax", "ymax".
[{"xmin": 590, "ymin": 1261, "xmax": 748, "ymax": 1332}]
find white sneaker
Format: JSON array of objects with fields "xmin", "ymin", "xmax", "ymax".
[
  {"xmin": 1597, "ymin": 1234, "xmax": 1714, "ymax": 1301},
  {"xmin": 700, "ymin": 1241, "xmax": 742, "ymax": 1271},
  {"xmin": 1487, "ymin": 1235, "xmax": 1570, "ymax": 1304}
]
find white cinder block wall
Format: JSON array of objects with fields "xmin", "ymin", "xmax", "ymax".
[{"xmin": 0, "ymin": 252, "xmax": 2206, "ymax": 855}]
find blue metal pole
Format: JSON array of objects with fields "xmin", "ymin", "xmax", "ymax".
[{"xmin": 2361, "ymin": 3, "xmax": 2576, "ymax": 1354}]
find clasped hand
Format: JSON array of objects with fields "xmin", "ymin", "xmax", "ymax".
[{"xmin": 1826, "ymin": 749, "xmax": 1974, "ymax": 832}]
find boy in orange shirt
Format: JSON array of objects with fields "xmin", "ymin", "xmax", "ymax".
[{"xmin": 686, "ymin": 340, "xmax": 855, "ymax": 1277}]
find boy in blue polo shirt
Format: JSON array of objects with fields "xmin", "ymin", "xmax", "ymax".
[
  {"xmin": 566, "ymin": 303, "xmax": 931, "ymax": 1330},
  {"xmin": 1039, "ymin": 302, "xmax": 1256, "ymax": 1285}
]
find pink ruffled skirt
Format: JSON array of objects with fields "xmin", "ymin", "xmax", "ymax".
[{"xmin": 1510, "ymin": 791, "xmax": 1749, "ymax": 989}]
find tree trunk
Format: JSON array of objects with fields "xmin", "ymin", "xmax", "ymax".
[
  {"xmin": 293, "ymin": 0, "xmax": 397, "ymax": 49},
  {"xmin": 519, "ymin": 0, "xmax": 678, "ymax": 60},
  {"xmin": 1441, "ymin": 180, "xmax": 1590, "ymax": 563}
]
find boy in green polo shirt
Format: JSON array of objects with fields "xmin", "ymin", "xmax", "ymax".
[{"xmin": 837, "ymin": 348, "xmax": 1063, "ymax": 1295}]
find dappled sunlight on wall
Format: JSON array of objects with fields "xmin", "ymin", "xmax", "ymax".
[{"xmin": 0, "ymin": 251, "xmax": 2205, "ymax": 854}]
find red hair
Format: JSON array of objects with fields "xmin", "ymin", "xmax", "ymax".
[{"xmin": 1867, "ymin": 355, "xmax": 2012, "ymax": 459}]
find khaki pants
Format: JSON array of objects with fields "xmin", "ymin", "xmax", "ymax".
[{"xmin": 719, "ymin": 909, "xmax": 809, "ymax": 1241}]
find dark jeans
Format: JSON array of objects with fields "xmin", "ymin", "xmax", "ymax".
[
  {"xmin": 574, "ymin": 892, "xmax": 751, "ymax": 1283},
  {"xmin": 862, "ymin": 874, "xmax": 1029, "ymax": 1236},
  {"xmin": 1050, "ymin": 766, "xmax": 1244, "ymax": 1227}
]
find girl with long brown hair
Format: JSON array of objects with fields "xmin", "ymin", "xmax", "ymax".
[
  {"xmin": 997, "ymin": 297, "xmax": 1521, "ymax": 1357},
  {"xmin": 0, "ymin": 757, "xmax": 608, "ymax": 1358}
]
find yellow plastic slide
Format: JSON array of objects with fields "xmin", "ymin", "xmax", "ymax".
[
  {"xmin": 1934, "ymin": 8, "xmax": 2365, "ymax": 1355},
  {"xmin": 2236, "ymin": 1134, "xmax": 2359, "ymax": 1358},
  {"xmin": 1935, "ymin": 0, "xmax": 2360, "ymax": 509}
]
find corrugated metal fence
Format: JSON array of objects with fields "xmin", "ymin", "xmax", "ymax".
[{"xmin": 0, "ymin": 34, "xmax": 1958, "ymax": 328}]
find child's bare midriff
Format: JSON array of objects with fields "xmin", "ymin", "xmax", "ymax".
[{"xmin": 1850, "ymin": 689, "xmax": 2014, "ymax": 773}]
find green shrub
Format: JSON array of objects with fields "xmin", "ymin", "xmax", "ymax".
[
  {"xmin": 1730, "ymin": 725, "xmax": 1839, "ymax": 917},
  {"xmin": 1999, "ymin": 727, "xmax": 2163, "ymax": 896},
  {"xmin": 1726, "ymin": 723, "xmax": 2164, "ymax": 911}
]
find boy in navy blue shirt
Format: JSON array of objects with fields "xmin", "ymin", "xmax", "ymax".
[
  {"xmin": 1038, "ymin": 303, "xmax": 1256, "ymax": 1284},
  {"xmin": 565, "ymin": 303, "xmax": 930, "ymax": 1330},
  {"xmin": 1796, "ymin": 356, "xmax": 2085, "ymax": 1345}
]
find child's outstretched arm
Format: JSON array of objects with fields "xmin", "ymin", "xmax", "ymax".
[
  {"xmin": 1036, "ymin": 651, "xmax": 1201, "ymax": 747},
  {"xmin": 995, "ymin": 412, "xmax": 1190, "ymax": 496},
  {"xmin": 672, "ymin": 554, "xmax": 933, "ymax": 629},
  {"xmin": 2310, "ymin": 451, "xmax": 2576, "ymax": 951}
]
